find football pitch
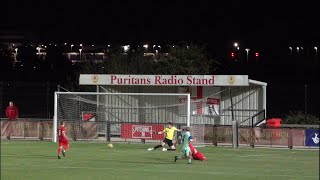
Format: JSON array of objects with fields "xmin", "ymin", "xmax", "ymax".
[{"xmin": 1, "ymin": 141, "xmax": 319, "ymax": 180}]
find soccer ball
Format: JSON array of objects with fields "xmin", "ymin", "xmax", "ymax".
[{"xmin": 107, "ymin": 143, "xmax": 113, "ymax": 148}]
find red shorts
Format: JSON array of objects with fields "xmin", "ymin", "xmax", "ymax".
[
  {"xmin": 192, "ymin": 152, "xmax": 206, "ymax": 161},
  {"xmin": 59, "ymin": 139, "xmax": 69, "ymax": 147}
]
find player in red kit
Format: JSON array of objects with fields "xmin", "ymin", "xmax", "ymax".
[
  {"xmin": 58, "ymin": 121, "xmax": 69, "ymax": 159},
  {"xmin": 189, "ymin": 136, "xmax": 207, "ymax": 161}
]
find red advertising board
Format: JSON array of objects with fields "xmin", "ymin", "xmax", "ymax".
[{"xmin": 121, "ymin": 124, "xmax": 164, "ymax": 140}]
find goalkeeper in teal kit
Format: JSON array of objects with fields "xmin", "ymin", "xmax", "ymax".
[{"xmin": 174, "ymin": 126, "xmax": 192, "ymax": 164}]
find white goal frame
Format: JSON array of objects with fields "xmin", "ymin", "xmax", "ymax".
[{"xmin": 53, "ymin": 92, "xmax": 191, "ymax": 142}]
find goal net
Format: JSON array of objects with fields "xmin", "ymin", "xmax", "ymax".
[{"xmin": 53, "ymin": 92, "xmax": 213, "ymax": 146}]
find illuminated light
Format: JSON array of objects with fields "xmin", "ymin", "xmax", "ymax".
[
  {"xmin": 143, "ymin": 44, "xmax": 148, "ymax": 49},
  {"xmin": 80, "ymin": 44, "xmax": 83, "ymax": 46},
  {"xmin": 234, "ymin": 42, "xmax": 238, "ymax": 47},
  {"xmin": 255, "ymin": 52, "xmax": 259, "ymax": 57},
  {"xmin": 158, "ymin": 45, "xmax": 161, "ymax": 48},
  {"xmin": 64, "ymin": 43, "xmax": 67, "ymax": 45},
  {"xmin": 91, "ymin": 44, "xmax": 94, "ymax": 47},
  {"xmin": 123, "ymin": 45, "xmax": 129, "ymax": 52},
  {"xmin": 314, "ymin": 47, "xmax": 318, "ymax": 50},
  {"xmin": 231, "ymin": 52, "xmax": 235, "ymax": 57},
  {"xmin": 108, "ymin": 45, "xmax": 110, "ymax": 47},
  {"xmin": 237, "ymin": 47, "xmax": 240, "ymax": 50}
]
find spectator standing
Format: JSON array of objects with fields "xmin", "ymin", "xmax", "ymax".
[{"xmin": 5, "ymin": 101, "xmax": 19, "ymax": 139}]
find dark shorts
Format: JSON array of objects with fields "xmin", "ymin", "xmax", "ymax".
[{"xmin": 163, "ymin": 138, "xmax": 173, "ymax": 147}]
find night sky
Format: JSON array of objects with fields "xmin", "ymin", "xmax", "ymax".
[
  {"xmin": 1, "ymin": 0, "xmax": 319, "ymax": 41},
  {"xmin": 1, "ymin": 0, "xmax": 319, "ymax": 117}
]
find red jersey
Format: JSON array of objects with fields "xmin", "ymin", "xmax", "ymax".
[
  {"xmin": 6, "ymin": 106, "xmax": 19, "ymax": 119},
  {"xmin": 189, "ymin": 142, "xmax": 207, "ymax": 161},
  {"xmin": 58, "ymin": 125, "xmax": 68, "ymax": 141},
  {"xmin": 189, "ymin": 142, "xmax": 196, "ymax": 154},
  {"xmin": 193, "ymin": 151, "xmax": 207, "ymax": 161}
]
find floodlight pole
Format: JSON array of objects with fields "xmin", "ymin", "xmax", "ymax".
[
  {"xmin": 229, "ymin": 88, "xmax": 235, "ymax": 121},
  {"xmin": 96, "ymin": 85, "xmax": 99, "ymax": 108},
  {"xmin": 232, "ymin": 120, "xmax": 239, "ymax": 148},
  {"xmin": 305, "ymin": 84, "xmax": 308, "ymax": 122}
]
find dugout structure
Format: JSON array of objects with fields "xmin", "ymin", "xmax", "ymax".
[{"xmin": 53, "ymin": 74, "xmax": 267, "ymax": 145}]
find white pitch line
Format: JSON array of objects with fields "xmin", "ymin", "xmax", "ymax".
[{"xmin": 1, "ymin": 164, "xmax": 319, "ymax": 179}]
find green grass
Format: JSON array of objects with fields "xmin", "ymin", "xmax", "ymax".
[{"xmin": 1, "ymin": 141, "xmax": 319, "ymax": 180}]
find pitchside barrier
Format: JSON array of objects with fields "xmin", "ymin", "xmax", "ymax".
[
  {"xmin": 1, "ymin": 118, "xmax": 319, "ymax": 148},
  {"xmin": 0, "ymin": 118, "xmax": 53, "ymax": 140}
]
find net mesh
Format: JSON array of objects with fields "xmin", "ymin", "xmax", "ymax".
[
  {"xmin": 56, "ymin": 93, "xmax": 194, "ymax": 142},
  {"xmin": 55, "ymin": 92, "xmax": 227, "ymax": 146}
]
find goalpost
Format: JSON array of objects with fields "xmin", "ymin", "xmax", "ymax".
[{"xmin": 53, "ymin": 92, "xmax": 195, "ymax": 144}]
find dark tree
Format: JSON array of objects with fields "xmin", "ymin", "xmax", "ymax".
[{"xmin": 155, "ymin": 42, "xmax": 215, "ymax": 75}]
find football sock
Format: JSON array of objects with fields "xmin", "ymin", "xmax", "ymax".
[
  {"xmin": 58, "ymin": 147, "xmax": 62, "ymax": 155},
  {"xmin": 64, "ymin": 145, "xmax": 69, "ymax": 151},
  {"xmin": 188, "ymin": 159, "xmax": 192, "ymax": 164},
  {"xmin": 167, "ymin": 148, "xmax": 176, "ymax": 151},
  {"xmin": 154, "ymin": 145, "xmax": 162, "ymax": 149}
]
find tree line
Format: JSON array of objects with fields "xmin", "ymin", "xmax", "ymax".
[{"xmin": 1, "ymin": 42, "xmax": 220, "ymax": 84}]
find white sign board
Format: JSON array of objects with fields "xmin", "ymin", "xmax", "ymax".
[{"xmin": 79, "ymin": 74, "xmax": 249, "ymax": 86}]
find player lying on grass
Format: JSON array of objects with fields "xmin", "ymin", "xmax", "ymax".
[
  {"xmin": 174, "ymin": 126, "xmax": 192, "ymax": 164},
  {"xmin": 174, "ymin": 131, "xmax": 207, "ymax": 161},
  {"xmin": 189, "ymin": 138, "xmax": 207, "ymax": 161},
  {"xmin": 148, "ymin": 122, "xmax": 182, "ymax": 151},
  {"xmin": 58, "ymin": 121, "xmax": 69, "ymax": 159}
]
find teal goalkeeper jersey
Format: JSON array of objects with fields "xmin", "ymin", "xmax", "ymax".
[{"xmin": 181, "ymin": 131, "xmax": 191, "ymax": 149}]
